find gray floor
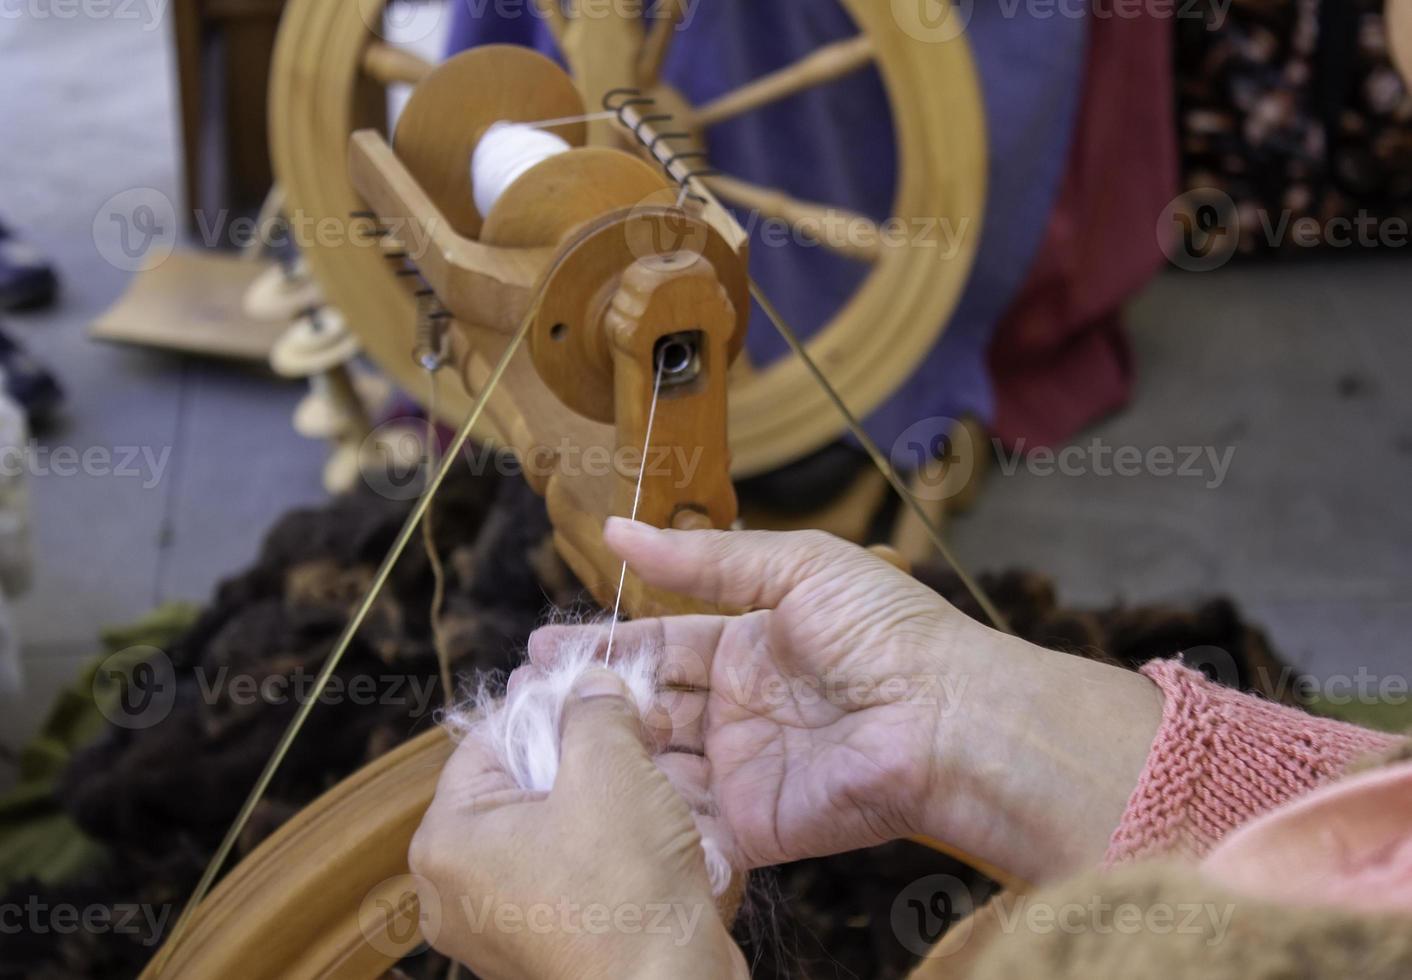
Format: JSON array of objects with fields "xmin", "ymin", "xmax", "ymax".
[
  {"xmin": 0, "ymin": 13, "xmax": 325, "ymax": 752},
  {"xmin": 950, "ymin": 256, "xmax": 1412, "ymax": 685},
  {"xmin": 1, "ymin": 10, "xmax": 1408, "ymax": 771}
]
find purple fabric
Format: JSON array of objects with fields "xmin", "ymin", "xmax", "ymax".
[{"xmin": 442, "ymin": 1, "xmax": 1087, "ymax": 454}]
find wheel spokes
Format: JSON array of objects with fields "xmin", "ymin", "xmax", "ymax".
[
  {"xmin": 694, "ymin": 34, "xmax": 874, "ymax": 129},
  {"xmin": 637, "ymin": 0, "xmax": 688, "ymax": 88},
  {"xmin": 553, "ymin": 2, "xmax": 647, "ymax": 143},
  {"xmin": 749, "ymin": 279, "xmax": 1012, "ymax": 635},
  {"xmin": 705, "ymin": 173, "xmax": 883, "ymax": 264},
  {"xmin": 362, "ymin": 42, "xmax": 432, "ymax": 86}
]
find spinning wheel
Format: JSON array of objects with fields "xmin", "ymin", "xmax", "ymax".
[
  {"xmin": 143, "ymin": 3, "xmax": 994, "ymax": 977},
  {"xmin": 270, "ymin": 0, "xmax": 985, "ymax": 477}
]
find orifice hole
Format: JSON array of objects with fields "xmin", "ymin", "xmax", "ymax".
[{"xmin": 654, "ymin": 331, "xmax": 703, "ymax": 388}]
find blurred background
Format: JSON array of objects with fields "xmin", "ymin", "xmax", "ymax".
[{"xmin": 0, "ymin": 1, "xmax": 1409, "ymax": 976}]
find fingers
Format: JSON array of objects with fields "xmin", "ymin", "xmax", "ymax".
[
  {"xmin": 528, "ymin": 616, "xmax": 722, "ymax": 689},
  {"xmin": 527, "ymin": 618, "xmax": 720, "ymax": 754},
  {"xmin": 656, "ymin": 751, "xmax": 740, "ymax": 877},
  {"xmin": 554, "ymin": 669, "xmax": 658, "ymax": 805},
  {"xmin": 432, "ymin": 719, "xmax": 539, "ymax": 816},
  {"xmin": 554, "ymin": 670, "xmax": 718, "ymax": 891},
  {"xmin": 603, "ymin": 518, "xmax": 854, "ymax": 610}
]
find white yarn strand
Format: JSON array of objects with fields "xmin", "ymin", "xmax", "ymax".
[
  {"xmin": 604, "ymin": 355, "xmax": 666, "ymax": 666},
  {"xmin": 471, "ymin": 121, "xmax": 572, "ymax": 220},
  {"xmin": 524, "ymin": 110, "xmax": 618, "ymax": 130}
]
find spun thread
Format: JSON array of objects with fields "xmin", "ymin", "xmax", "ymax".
[{"xmin": 471, "ymin": 121, "xmax": 572, "ymax": 220}]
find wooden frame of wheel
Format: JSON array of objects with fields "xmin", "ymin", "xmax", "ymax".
[{"xmin": 267, "ymin": 0, "xmax": 986, "ymax": 477}]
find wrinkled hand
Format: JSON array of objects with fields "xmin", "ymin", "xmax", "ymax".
[
  {"xmin": 531, "ymin": 520, "xmax": 978, "ymax": 870},
  {"xmin": 409, "ymin": 670, "xmax": 748, "ymax": 980},
  {"xmin": 534, "ymin": 521, "xmax": 1164, "ymax": 884}
]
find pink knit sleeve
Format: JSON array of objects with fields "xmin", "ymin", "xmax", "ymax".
[{"xmin": 1103, "ymin": 659, "xmax": 1401, "ymax": 866}]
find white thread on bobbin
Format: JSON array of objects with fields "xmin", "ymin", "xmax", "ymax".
[
  {"xmin": 445, "ymin": 630, "xmax": 735, "ymax": 897},
  {"xmin": 471, "ymin": 121, "xmax": 572, "ymax": 220}
]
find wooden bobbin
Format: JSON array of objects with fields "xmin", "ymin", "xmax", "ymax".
[
  {"xmin": 480, "ymin": 147, "xmax": 674, "ymax": 249},
  {"xmin": 392, "ymin": 46, "xmax": 588, "ymax": 239}
]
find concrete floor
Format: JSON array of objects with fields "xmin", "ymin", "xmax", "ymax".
[
  {"xmin": 950, "ymin": 254, "xmax": 1412, "ymax": 685},
  {"xmin": 0, "ymin": 12, "xmax": 326, "ymax": 751},
  {"xmin": 0, "ymin": 9, "xmax": 1408, "ymax": 768}
]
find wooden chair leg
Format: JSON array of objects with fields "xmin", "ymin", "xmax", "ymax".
[
  {"xmin": 223, "ymin": 14, "xmax": 279, "ymax": 211},
  {"xmin": 172, "ymin": 0, "xmax": 205, "ymax": 226}
]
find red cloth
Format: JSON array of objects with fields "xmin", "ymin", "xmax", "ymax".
[{"xmin": 989, "ymin": 12, "xmax": 1179, "ymax": 449}]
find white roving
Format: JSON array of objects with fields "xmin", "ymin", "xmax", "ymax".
[{"xmin": 445, "ymin": 630, "xmax": 735, "ymax": 897}]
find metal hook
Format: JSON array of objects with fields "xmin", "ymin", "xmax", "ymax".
[{"xmin": 601, "ymin": 88, "xmax": 646, "ymax": 111}]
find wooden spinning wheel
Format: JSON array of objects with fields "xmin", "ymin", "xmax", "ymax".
[
  {"xmin": 143, "ymin": 3, "xmax": 991, "ymax": 977},
  {"xmin": 271, "ymin": 0, "xmax": 985, "ymax": 477}
]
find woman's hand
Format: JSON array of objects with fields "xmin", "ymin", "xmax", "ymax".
[
  {"xmin": 534, "ymin": 520, "xmax": 1164, "ymax": 884},
  {"xmin": 409, "ymin": 669, "xmax": 748, "ymax": 980}
]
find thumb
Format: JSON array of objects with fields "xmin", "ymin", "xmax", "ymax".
[
  {"xmin": 555, "ymin": 668, "xmax": 655, "ymax": 801},
  {"xmin": 603, "ymin": 519, "xmax": 854, "ymax": 609}
]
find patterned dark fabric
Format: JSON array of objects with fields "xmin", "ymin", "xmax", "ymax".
[{"xmin": 1178, "ymin": 0, "xmax": 1412, "ymax": 254}]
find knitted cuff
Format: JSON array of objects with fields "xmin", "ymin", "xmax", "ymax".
[{"xmin": 1104, "ymin": 659, "xmax": 1402, "ymax": 866}]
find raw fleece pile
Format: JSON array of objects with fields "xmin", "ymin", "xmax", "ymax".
[{"xmin": 0, "ymin": 467, "xmax": 576, "ymax": 980}]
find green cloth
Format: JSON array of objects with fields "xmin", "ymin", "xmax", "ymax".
[
  {"xmin": 1306, "ymin": 693, "xmax": 1412, "ymax": 735},
  {"xmin": 0, "ymin": 602, "xmax": 199, "ymax": 888}
]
